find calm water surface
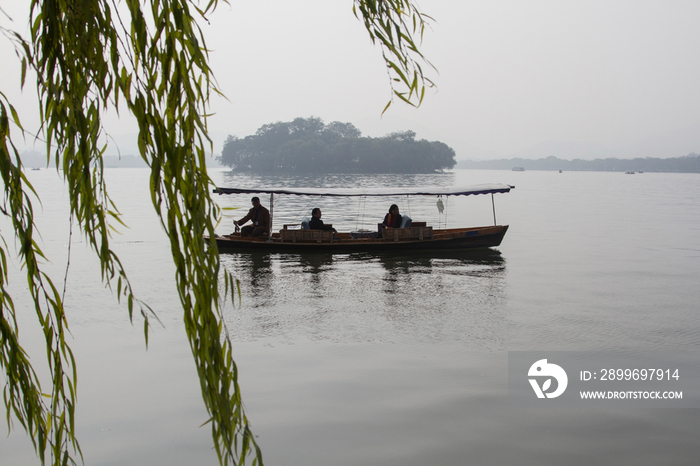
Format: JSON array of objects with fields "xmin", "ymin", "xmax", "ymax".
[{"xmin": 2, "ymin": 168, "xmax": 699, "ymax": 465}]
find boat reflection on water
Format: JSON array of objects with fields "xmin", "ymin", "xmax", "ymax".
[
  {"xmin": 220, "ymin": 250, "xmax": 507, "ymax": 348},
  {"xmin": 369, "ymin": 248, "xmax": 505, "ymax": 271}
]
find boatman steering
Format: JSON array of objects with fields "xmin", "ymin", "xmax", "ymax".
[{"xmin": 234, "ymin": 196, "xmax": 270, "ymax": 238}]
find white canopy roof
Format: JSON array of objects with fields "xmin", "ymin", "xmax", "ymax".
[{"xmin": 214, "ymin": 184, "xmax": 513, "ymax": 197}]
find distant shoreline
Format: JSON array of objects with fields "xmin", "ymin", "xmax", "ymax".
[
  {"xmin": 456, "ymin": 153, "xmax": 700, "ymax": 173},
  {"xmin": 21, "ymin": 150, "xmax": 700, "ymax": 174}
]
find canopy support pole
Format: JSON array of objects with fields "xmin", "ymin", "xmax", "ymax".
[
  {"xmin": 269, "ymin": 193, "xmax": 274, "ymax": 241},
  {"xmin": 491, "ymin": 193, "xmax": 497, "ymax": 225}
]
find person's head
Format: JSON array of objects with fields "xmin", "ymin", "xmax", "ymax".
[
  {"xmin": 311, "ymin": 207, "xmax": 321, "ymax": 218},
  {"xmin": 251, "ymin": 196, "xmax": 260, "ymax": 207},
  {"xmin": 389, "ymin": 204, "xmax": 399, "ymax": 215}
]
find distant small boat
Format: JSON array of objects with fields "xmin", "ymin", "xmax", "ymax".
[
  {"xmin": 625, "ymin": 171, "xmax": 635, "ymax": 174},
  {"xmin": 558, "ymin": 169, "xmax": 562, "ymax": 173},
  {"xmin": 31, "ymin": 167, "xmax": 41, "ymax": 171},
  {"xmin": 512, "ymin": 167, "xmax": 525, "ymax": 172}
]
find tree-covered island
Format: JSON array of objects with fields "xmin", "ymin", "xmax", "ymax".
[{"xmin": 218, "ymin": 117, "xmax": 456, "ymax": 173}]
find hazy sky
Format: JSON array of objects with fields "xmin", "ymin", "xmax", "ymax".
[{"xmin": 2, "ymin": 1, "xmax": 699, "ymax": 160}]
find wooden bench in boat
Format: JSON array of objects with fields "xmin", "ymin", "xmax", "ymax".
[
  {"xmin": 381, "ymin": 225, "xmax": 433, "ymax": 242},
  {"xmin": 377, "ymin": 221, "xmax": 426, "ymax": 229},
  {"xmin": 280, "ymin": 224, "xmax": 334, "ymax": 243},
  {"xmin": 278, "ymin": 222, "xmax": 431, "ymax": 243}
]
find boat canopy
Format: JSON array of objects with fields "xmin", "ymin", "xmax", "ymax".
[{"xmin": 213, "ymin": 184, "xmax": 513, "ymax": 197}]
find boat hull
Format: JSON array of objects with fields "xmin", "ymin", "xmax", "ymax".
[{"xmin": 207, "ymin": 225, "xmax": 509, "ymax": 253}]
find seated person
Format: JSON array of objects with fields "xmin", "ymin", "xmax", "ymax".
[
  {"xmin": 309, "ymin": 208, "xmax": 337, "ymax": 233},
  {"xmin": 234, "ymin": 196, "xmax": 270, "ymax": 237},
  {"xmin": 381, "ymin": 204, "xmax": 403, "ymax": 229}
]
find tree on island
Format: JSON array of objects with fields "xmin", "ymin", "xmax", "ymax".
[
  {"xmin": 0, "ymin": 1, "xmax": 434, "ymax": 465},
  {"xmin": 219, "ymin": 118, "xmax": 456, "ymax": 173}
]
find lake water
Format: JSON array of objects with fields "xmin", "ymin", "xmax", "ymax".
[{"xmin": 2, "ymin": 168, "xmax": 699, "ymax": 465}]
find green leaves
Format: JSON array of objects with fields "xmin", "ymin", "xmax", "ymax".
[
  {"xmin": 1, "ymin": 93, "xmax": 82, "ymax": 466},
  {"xmin": 353, "ymin": 0, "xmax": 436, "ymax": 113},
  {"xmin": 2, "ymin": 0, "xmax": 257, "ymax": 464},
  {"xmin": 29, "ymin": 0, "xmax": 260, "ymax": 464},
  {"xmin": 3, "ymin": 1, "xmax": 434, "ymax": 465}
]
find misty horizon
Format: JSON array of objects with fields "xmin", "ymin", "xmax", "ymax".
[{"xmin": 3, "ymin": 2, "xmax": 699, "ymax": 163}]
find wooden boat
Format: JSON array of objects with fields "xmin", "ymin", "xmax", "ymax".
[{"xmin": 208, "ymin": 184, "xmax": 513, "ymax": 253}]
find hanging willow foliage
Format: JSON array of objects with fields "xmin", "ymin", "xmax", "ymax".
[
  {"xmin": 0, "ymin": 1, "xmax": 433, "ymax": 465},
  {"xmin": 353, "ymin": 0, "xmax": 436, "ymax": 113}
]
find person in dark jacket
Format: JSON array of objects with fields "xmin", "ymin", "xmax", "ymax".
[
  {"xmin": 309, "ymin": 208, "xmax": 337, "ymax": 233},
  {"xmin": 381, "ymin": 204, "xmax": 402, "ymax": 229},
  {"xmin": 234, "ymin": 197, "xmax": 270, "ymax": 237}
]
